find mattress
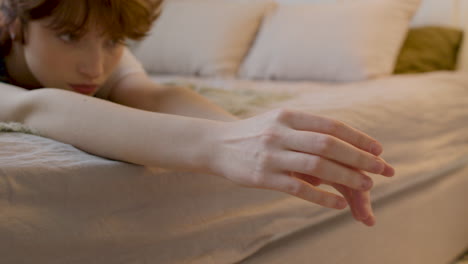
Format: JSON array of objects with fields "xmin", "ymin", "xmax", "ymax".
[
  {"xmin": 0, "ymin": 71, "xmax": 467, "ymax": 263},
  {"xmin": 241, "ymin": 165, "xmax": 468, "ymax": 264}
]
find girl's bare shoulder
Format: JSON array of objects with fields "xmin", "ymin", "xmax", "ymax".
[{"xmin": 96, "ymin": 48, "xmax": 147, "ymax": 100}]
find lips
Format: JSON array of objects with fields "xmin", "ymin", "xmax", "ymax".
[{"xmin": 69, "ymin": 84, "xmax": 99, "ymax": 95}]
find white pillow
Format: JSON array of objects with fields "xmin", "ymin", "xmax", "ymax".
[
  {"xmin": 457, "ymin": 1, "xmax": 468, "ymax": 71},
  {"xmin": 240, "ymin": 0, "xmax": 422, "ymax": 82},
  {"xmin": 410, "ymin": 0, "xmax": 458, "ymax": 28},
  {"xmin": 132, "ymin": 1, "xmax": 272, "ymax": 77}
]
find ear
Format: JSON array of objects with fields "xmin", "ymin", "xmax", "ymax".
[{"xmin": 9, "ymin": 18, "xmax": 24, "ymax": 43}]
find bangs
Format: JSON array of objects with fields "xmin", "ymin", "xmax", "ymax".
[{"xmin": 30, "ymin": 0, "xmax": 157, "ymax": 41}]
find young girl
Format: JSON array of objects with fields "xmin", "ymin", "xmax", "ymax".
[{"xmin": 0, "ymin": 0, "xmax": 394, "ymax": 227}]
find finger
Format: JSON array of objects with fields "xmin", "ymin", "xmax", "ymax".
[
  {"xmin": 330, "ymin": 183, "xmax": 360, "ymax": 221},
  {"xmin": 326, "ymin": 176, "xmax": 375, "ymax": 226},
  {"xmin": 362, "ymin": 214, "xmax": 376, "ymax": 227},
  {"xmin": 330, "ymin": 183, "xmax": 358, "ymax": 220},
  {"xmin": 340, "ymin": 166, "xmax": 376, "ymax": 223},
  {"xmin": 333, "ymin": 181, "xmax": 373, "ymax": 221},
  {"xmin": 277, "ymin": 151, "xmax": 374, "ymax": 191},
  {"xmin": 286, "ymin": 131, "xmax": 394, "ymax": 176},
  {"xmin": 291, "ymin": 172, "xmax": 322, "ymax": 186},
  {"xmin": 263, "ymin": 174, "xmax": 348, "ymax": 209},
  {"xmin": 352, "ymin": 189, "xmax": 373, "ymax": 221},
  {"xmin": 382, "ymin": 164, "xmax": 396, "ymax": 177},
  {"xmin": 332, "ymin": 183, "xmax": 375, "ymax": 225},
  {"xmin": 283, "ymin": 111, "xmax": 384, "ymax": 156}
]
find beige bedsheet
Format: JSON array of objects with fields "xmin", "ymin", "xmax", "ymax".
[{"xmin": 0, "ymin": 71, "xmax": 467, "ymax": 263}]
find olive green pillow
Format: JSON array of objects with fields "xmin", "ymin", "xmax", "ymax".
[{"xmin": 394, "ymin": 26, "xmax": 464, "ymax": 74}]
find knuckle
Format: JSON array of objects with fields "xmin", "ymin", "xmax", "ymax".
[
  {"xmin": 284, "ymin": 181, "xmax": 303, "ymax": 196},
  {"xmin": 353, "ymin": 135, "xmax": 369, "ymax": 152},
  {"xmin": 351, "ymin": 152, "xmax": 367, "ymax": 168},
  {"xmin": 334, "ymin": 171, "xmax": 348, "ymax": 185},
  {"xmin": 351, "ymin": 173, "xmax": 371, "ymax": 190},
  {"xmin": 271, "ymin": 108, "xmax": 293, "ymax": 123},
  {"xmin": 327, "ymin": 120, "xmax": 345, "ymax": 135},
  {"xmin": 356, "ymin": 135, "xmax": 368, "ymax": 147},
  {"xmin": 304, "ymin": 156, "xmax": 322, "ymax": 175},
  {"xmin": 259, "ymin": 128, "xmax": 281, "ymax": 146},
  {"xmin": 258, "ymin": 151, "xmax": 275, "ymax": 166},
  {"xmin": 250, "ymin": 173, "xmax": 267, "ymax": 187},
  {"xmin": 315, "ymin": 194, "xmax": 330, "ymax": 207},
  {"xmin": 315, "ymin": 135, "xmax": 335, "ymax": 155},
  {"xmin": 250, "ymin": 152, "xmax": 274, "ymax": 186}
]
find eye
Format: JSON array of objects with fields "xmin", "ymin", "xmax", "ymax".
[
  {"xmin": 106, "ymin": 38, "xmax": 126, "ymax": 48},
  {"xmin": 58, "ymin": 32, "xmax": 79, "ymax": 43}
]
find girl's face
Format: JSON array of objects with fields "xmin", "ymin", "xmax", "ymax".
[{"xmin": 21, "ymin": 18, "xmax": 125, "ymax": 96}]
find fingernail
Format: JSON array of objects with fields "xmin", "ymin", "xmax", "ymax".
[
  {"xmin": 383, "ymin": 165, "xmax": 395, "ymax": 177},
  {"xmin": 370, "ymin": 143, "xmax": 382, "ymax": 156},
  {"xmin": 373, "ymin": 160, "xmax": 385, "ymax": 174},
  {"xmin": 362, "ymin": 178, "xmax": 373, "ymax": 190},
  {"xmin": 336, "ymin": 199, "xmax": 347, "ymax": 209},
  {"xmin": 357, "ymin": 209, "xmax": 368, "ymax": 221},
  {"xmin": 363, "ymin": 215, "xmax": 376, "ymax": 226}
]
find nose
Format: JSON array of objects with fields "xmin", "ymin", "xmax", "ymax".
[{"xmin": 77, "ymin": 45, "xmax": 104, "ymax": 80}]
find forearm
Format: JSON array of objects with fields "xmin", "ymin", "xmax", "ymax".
[
  {"xmin": 149, "ymin": 85, "xmax": 239, "ymax": 122},
  {"xmin": 22, "ymin": 88, "xmax": 221, "ymax": 172},
  {"xmin": 110, "ymin": 78, "xmax": 238, "ymax": 122}
]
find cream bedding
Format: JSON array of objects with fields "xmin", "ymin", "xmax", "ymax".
[{"xmin": 0, "ymin": 71, "xmax": 467, "ymax": 263}]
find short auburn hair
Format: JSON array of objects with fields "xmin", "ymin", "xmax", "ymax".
[{"xmin": 0, "ymin": 0, "xmax": 162, "ymax": 56}]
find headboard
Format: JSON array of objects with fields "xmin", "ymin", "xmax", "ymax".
[{"xmin": 410, "ymin": 0, "xmax": 468, "ymax": 71}]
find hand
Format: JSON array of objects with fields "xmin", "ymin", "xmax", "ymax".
[
  {"xmin": 292, "ymin": 160, "xmax": 388, "ymax": 226},
  {"xmin": 210, "ymin": 108, "xmax": 394, "ymax": 219},
  {"xmin": 293, "ymin": 172, "xmax": 376, "ymax": 226}
]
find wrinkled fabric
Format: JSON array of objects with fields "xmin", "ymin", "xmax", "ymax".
[{"xmin": 1, "ymin": 71, "xmax": 467, "ymax": 264}]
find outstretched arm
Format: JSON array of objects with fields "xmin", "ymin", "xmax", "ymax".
[
  {"xmin": 0, "ymin": 80, "xmax": 394, "ymax": 226},
  {"xmin": 0, "ymin": 82, "xmax": 222, "ymax": 173}
]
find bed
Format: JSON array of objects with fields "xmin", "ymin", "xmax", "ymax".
[{"xmin": 1, "ymin": 0, "xmax": 468, "ymax": 263}]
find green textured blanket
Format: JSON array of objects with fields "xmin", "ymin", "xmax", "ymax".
[
  {"xmin": 0, "ymin": 122, "xmax": 38, "ymax": 135},
  {"xmin": 167, "ymin": 82, "xmax": 292, "ymax": 116}
]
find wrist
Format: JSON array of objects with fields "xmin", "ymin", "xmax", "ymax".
[
  {"xmin": 196, "ymin": 120, "xmax": 233, "ymax": 177},
  {"xmin": 183, "ymin": 119, "xmax": 225, "ymax": 175}
]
